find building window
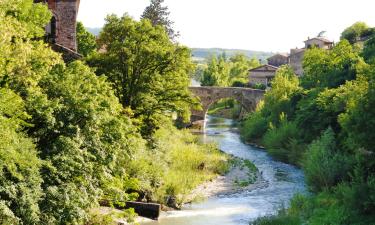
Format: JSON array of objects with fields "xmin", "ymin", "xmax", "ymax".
[{"xmin": 46, "ymin": 16, "xmax": 57, "ymax": 43}]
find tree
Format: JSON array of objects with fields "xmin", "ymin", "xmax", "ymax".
[
  {"xmin": 302, "ymin": 40, "xmax": 362, "ymax": 89},
  {"xmin": 141, "ymin": 0, "xmax": 177, "ymax": 39},
  {"xmin": 1, "ymin": 1, "xmax": 143, "ymax": 223},
  {"xmin": 201, "ymin": 54, "xmax": 229, "ymax": 86},
  {"xmin": 32, "ymin": 62, "xmax": 143, "ymax": 224},
  {"xmin": 262, "ymin": 65, "xmax": 302, "ymax": 125},
  {"xmin": 341, "ymin": 22, "xmax": 372, "ymax": 44},
  {"xmin": 229, "ymin": 53, "xmax": 260, "ymax": 85},
  {"xmin": 88, "ymin": 15, "xmax": 194, "ymax": 136},
  {"xmin": 362, "ymin": 35, "xmax": 375, "ymax": 63},
  {"xmin": 0, "ymin": 89, "xmax": 43, "ymax": 224},
  {"xmin": 76, "ymin": 21, "xmax": 97, "ymax": 56}
]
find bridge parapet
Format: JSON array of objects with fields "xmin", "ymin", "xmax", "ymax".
[{"xmin": 189, "ymin": 86, "xmax": 265, "ymax": 125}]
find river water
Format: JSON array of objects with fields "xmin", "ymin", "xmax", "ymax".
[{"xmin": 142, "ymin": 116, "xmax": 306, "ymax": 225}]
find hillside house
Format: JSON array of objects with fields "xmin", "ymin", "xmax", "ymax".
[
  {"xmin": 289, "ymin": 36, "xmax": 334, "ymax": 76},
  {"xmin": 248, "ymin": 64, "xmax": 278, "ymax": 87}
]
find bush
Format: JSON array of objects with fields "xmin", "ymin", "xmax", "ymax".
[
  {"xmin": 128, "ymin": 124, "xmax": 230, "ymax": 208},
  {"xmin": 240, "ymin": 110, "xmax": 268, "ymax": 143},
  {"xmin": 250, "ymin": 208, "xmax": 301, "ymax": 225},
  {"xmin": 231, "ymin": 80, "xmax": 248, "ymax": 87},
  {"xmin": 262, "ymin": 115, "xmax": 300, "ymax": 164},
  {"xmin": 303, "ymin": 128, "xmax": 351, "ymax": 192}
]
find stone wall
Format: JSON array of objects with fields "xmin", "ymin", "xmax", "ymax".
[
  {"xmin": 52, "ymin": 0, "xmax": 79, "ymax": 51},
  {"xmin": 267, "ymin": 54, "xmax": 289, "ymax": 67},
  {"xmin": 289, "ymin": 49, "xmax": 305, "ymax": 76}
]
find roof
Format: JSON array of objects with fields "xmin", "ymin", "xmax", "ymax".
[
  {"xmin": 304, "ymin": 37, "xmax": 333, "ymax": 44},
  {"xmin": 249, "ymin": 64, "xmax": 279, "ymax": 72},
  {"xmin": 267, "ymin": 53, "xmax": 289, "ymax": 60},
  {"xmin": 289, "ymin": 48, "xmax": 305, "ymax": 56}
]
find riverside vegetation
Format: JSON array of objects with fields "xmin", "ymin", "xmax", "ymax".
[
  {"xmin": 0, "ymin": 0, "xmax": 230, "ymax": 224},
  {"xmin": 241, "ymin": 22, "xmax": 375, "ymax": 224}
]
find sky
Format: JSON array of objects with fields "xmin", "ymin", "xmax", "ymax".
[{"xmin": 77, "ymin": 0, "xmax": 375, "ymax": 53}]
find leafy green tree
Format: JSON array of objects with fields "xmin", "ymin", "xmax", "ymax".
[
  {"xmin": 29, "ymin": 62, "xmax": 143, "ymax": 224},
  {"xmin": 339, "ymin": 65, "xmax": 375, "ymax": 152},
  {"xmin": 261, "ymin": 65, "xmax": 302, "ymax": 125},
  {"xmin": 362, "ymin": 35, "xmax": 375, "ymax": 63},
  {"xmin": 0, "ymin": 88, "xmax": 43, "ymax": 224},
  {"xmin": 141, "ymin": 0, "xmax": 177, "ymax": 39},
  {"xmin": 302, "ymin": 40, "xmax": 362, "ymax": 89},
  {"xmin": 88, "ymin": 15, "xmax": 194, "ymax": 135},
  {"xmin": 76, "ymin": 21, "xmax": 97, "ymax": 56},
  {"xmin": 228, "ymin": 53, "xmax": 260, "ymax": 85},
  {"xmin": 201, "ymin": 55, "xmax": 229, "ymax": 86},
  {"xmin": 341, "ymin": 22, "xmax": 372, "ymax": 44}
]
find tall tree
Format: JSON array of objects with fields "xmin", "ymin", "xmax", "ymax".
[
  {"xmin": 88, "ymin": 15, "xmax": 194, "ymax": 135},
  {"xmin": 141, "ymin": 0, "xmax": 177, "ymax": 39},
  {"xmin": 229, "ymin": 53, "xmax": 260, "ymax": 85}
]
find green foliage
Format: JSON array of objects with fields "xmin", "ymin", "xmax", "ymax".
[
  {"xmin": 262, "ymin": 66, "xmax": 301, "ymax": 125},
  {"xmin": 29, "ymin": 61, "xmax": 144, "ymax": 224},
  {"xmin": 0, "ymin": 88, "xmax": 42, "ymax": 224},
  {"xmin": 228, "ymin": 53, "xmax": 260, "ymax": 84},
  {"xmin": 250, "ymin": 209, "xmax": 301, "ymax": 225},
  {"xmin": 302, "ymin": 40, "xmax": 362, "ymax": 89},
  {"xmin": 303, "ymin": 128, "xmax": 351, "ymax": 192},
  {"xmin": 201, "ymin": 54, "xmax": 230, "ymax": 86},
  {"xmin": 341, "ymin": 22, "xmax": 373, "ymax": 44},
  {"xmin": 240, "ymin": 109, "xmax": 268, "ymax": 142},
  {"xmin": 262, "ymin": 115, "xmax": 301, "ymax": 164},
  {"xmin": 76, "ymin": 21, "xmax": 97, "ymax": 57},
  {"xmin": 362, "ymin": 35, "xmax": 375, "ymax": 63},
  {"xmin": 128, "ymin": 124, "xmax": 229, "ymax": 207},
  {"xmin": 251, "ymin": 83, "xmax": 266, "ymax": 90},
  {"xmin": 201, "ymin": 53, "xmax": 260, "ymax": 87},
  {"xmin": 0, "ymin": 0, "xmax": 233, "ymax": 224},
  {"xmin": 88, "ymin": 15, "xmax": 194, "ymax": 136},
  {"xmin": 241, "ymin": 22, "xmax": 375, "ymax": 225},
  {"xmin": 339, "ymin": 65, "xmax": 375, "ymax": 151}
]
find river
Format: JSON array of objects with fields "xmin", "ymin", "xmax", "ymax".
[{"xmin": 141, "ymin": 116, "xmax": 306, "ymax": 225}]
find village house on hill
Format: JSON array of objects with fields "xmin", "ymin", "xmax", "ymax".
[
  {"xmin": 249, "ymin": 35, "xmax": 334, "ymax": 87},
  {"xmin": 33, "ymin": 0, "xmax": 81, "ymax": 61}
]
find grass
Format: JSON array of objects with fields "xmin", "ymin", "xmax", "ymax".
[{"xmin": 128, "ymin": 124, "xmax": 231, "ymax": 208}]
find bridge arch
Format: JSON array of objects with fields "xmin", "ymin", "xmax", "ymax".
[{"xmin": 189, "ymin": 87, "xmax": 265, "ymax": 125}]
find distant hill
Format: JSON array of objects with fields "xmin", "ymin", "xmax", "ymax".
[
  {"xmin": 191, "ymin": 48, "xmax": 273, "ymax": 62},
  {"xmin": 86, "ymin": 27, "xmax": 101, "ymax": 36}
]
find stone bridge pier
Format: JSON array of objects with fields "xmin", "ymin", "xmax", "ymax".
[{"xmin": 189, "ymin": 86, "xmax": 265, "ymax": 126}]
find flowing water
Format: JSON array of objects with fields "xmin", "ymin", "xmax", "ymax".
[{"xmin": 142, "ymin": 116, "xmax": 306, "ymax": 225}]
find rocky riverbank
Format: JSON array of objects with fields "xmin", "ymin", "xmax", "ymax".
[{"xmin": 186, "ymin": 158, "xmax": 268, "ymax": 202}]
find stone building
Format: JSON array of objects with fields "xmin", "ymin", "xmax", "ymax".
[
  {"xmin": 267, "ymin": 53, "xmax": 289, "ymax": 67},
  {"xmin": 248, "ymin": 65, "xmax": 278, "ymax": 87},
  {"xmin": 34, "ymin": 0, "xmax": 81, "ymax": 60},
  {"xmin": 289, "ymin": 36, "xmax": 334, "ymax": 76},
  {"xmin": 289, "ymin": 48, "xmax": 305, "ymax": 76},
  {"xmin": 248, "ymin": 54, "xmax": 288, "ymax": 87}
]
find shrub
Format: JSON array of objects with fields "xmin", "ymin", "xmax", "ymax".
[
  {"xmin": 303, "ymin": 128, "xmax": 351, "ymax": 192},
  {"xmin": 240, "ymin": 110, "xmax": 268, "ymax": 143},
  {"xmin": 262, "ymin": 115, "xmax": 300, "ymax": 163}
]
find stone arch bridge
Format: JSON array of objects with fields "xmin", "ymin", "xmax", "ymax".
[{"xmin": 189, "ymin": 86, "xmax": 265, "ymax": 124}]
